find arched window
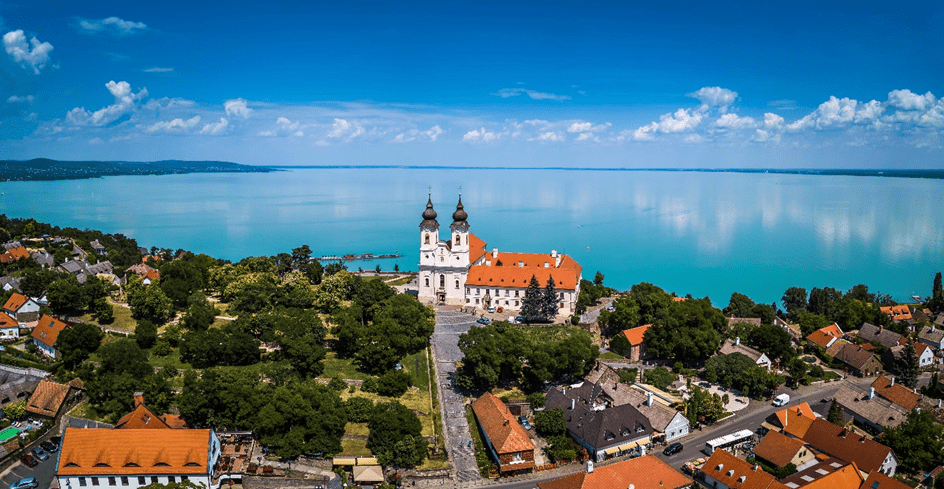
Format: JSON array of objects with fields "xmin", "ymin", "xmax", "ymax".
[
  {"xmin": 455, "ymin": 235, "xmax": 460, "ymax": 245},
  {"xmin": 440, "ymin": 275, "xmax": 445, "ymax": 288},
  {"xmin": 424, "ymin": 234, "xmax": 430, "ymax": 244},
  {"xmin": 455, "ymin": 279, "xmax": 460, "ymax": 289},
  {"xmin": 425, "ymin": 277, "xmax": 429, "ymax": 287}
]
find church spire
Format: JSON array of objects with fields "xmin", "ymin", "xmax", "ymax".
[{"xmin": 420, "ymin": 190, "xmax": 439, "ymax": 229}]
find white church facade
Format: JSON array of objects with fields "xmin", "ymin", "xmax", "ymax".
[{"xmin": 417, "ymin": 195, "xmax": 582, "ymax": 316}]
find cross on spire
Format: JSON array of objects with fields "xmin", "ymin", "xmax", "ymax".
[{"xmin": 427, "ymin": 185, "xmax": 432, "ymax": 198}]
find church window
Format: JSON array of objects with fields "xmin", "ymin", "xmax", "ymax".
[
  {"xmin": 425, "ymin": 278, "xmax": 429, "ymax": 287},
  {"xmin": 455, "ymin": 280, "xmax": 460, "ymax": 289},
  {"xmin": 425, "ymin": 234, "xmax": 430, "ymax": 244},
  {"xmin": 440, "ymin": 275, "xmax": 445, "ymax": 288},
  {"xmin": 455, "ymin": 235, "xmax": 460, "ymax": 245},
  {"xmin": 475, "ymin": 299, "xmax": 480, "ymax": 304}
]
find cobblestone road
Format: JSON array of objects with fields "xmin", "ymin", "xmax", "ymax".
[{"xmin": 431, "ymin": 307, "xmax": 482, "ymax": 484}]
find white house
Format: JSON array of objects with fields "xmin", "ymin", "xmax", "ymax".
[
  {"xmin": 0, "ymin": 312, "xmax": 18, "ymax": 340},
  {"xmin": 31, "ymin": 315, "xmax": 67, "ymax": 358},
  {"xmin": 718, "ymin": 337, "xmax": 772, "ymax": 370},
  {"xmin": 57, "ymin": 428, "xmax": 222, "ymax": 489},
  {"xmin": 2, "ymin": 293, "xmax": 41, "ymax": 325}
]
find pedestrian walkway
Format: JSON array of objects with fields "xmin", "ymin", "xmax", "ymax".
[{"xmin": 431, "ymin": 307, "xmax": 482, "ymax": 484}]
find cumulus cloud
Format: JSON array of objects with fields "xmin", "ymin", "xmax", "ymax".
[
  {"xmin": 888, "ymin": 89, "xmax": 935, "ymax": 111},
  {"xmin": 493, "ymin": 88, "xmax": 571, "ymax": 101},
  {"xmin": 715, "ymin": 113, "xmax": 756, "ymax": 129},
  {"xmin": 224, "ymin": 98, "xmax": 252, "ymax": 119},
  {"xmin": 763, "ymin": 113, "xmax": 784, "ymax": 129},
  {"xmin": 200, "ymin": 117, "xmax": 229, "ymax": 135},
  {"xmin": 327, "ymin": 118, "xmax": 364, "ymax": 140},
  {"xmin": 67, "ymin": 80, "xmax": 148, "ymax": 126},
  {"xmin": 3, "ymin": 30, "xmax": 54, "ymax": 74},
  {"xmin": 786, "ymin": 96, "xmax": 860, "ymax": 131},
  {"xmin": 463, "ymin": 127, "xmax": 499, "ymax": 142},
  {"xmin": 529, "ymin": 131, "xmax": 563, "ymax": 142},
  {"xmin": 6, "ymin": 95, "xmax": 34, "ymax": 104},
  {"xmin": 145, "ymin": 116, "xmax": 200, "ymax": 133},
  {"xmin": 688, "ymin": 86, "xmax": 738, "ymax": 108},
  {"xmin": 78, "ymin": 17, "xmax": 147, "ymax": 35},
  {"xmin": 633, "ymin": 108, "xmax": 705, "ymax": 140},
  {"xmin": 567, "ymin": 121, "xmax": 593, "ymax": 133},
  {"xmin": 393, "ymin": 125, "xmax": 443, "ymax": 143}
]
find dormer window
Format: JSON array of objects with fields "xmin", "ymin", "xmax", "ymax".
[
  {"xmin": 154, "ymin": 462, "xmax": 170, "ymax": 467},
  {"xmin": 94, "ymin": 463, "xmax": 111, "ymax": 467},
  {"xmin": 123, "ymin": 462, "xmax": 140, "ymax": 467}
]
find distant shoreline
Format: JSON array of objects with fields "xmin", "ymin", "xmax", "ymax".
[
  {"xmin": 0, "ymin": 158, "xmax": 276, "ymax": 182},
  {"xmin": 270, "ymin": 165, "xmax": 944, "ymax": 180}
]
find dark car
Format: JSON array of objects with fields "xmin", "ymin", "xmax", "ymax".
[
  {"xmin": 30, "ymin": 447, "xmax": 47, "ymax": 461},
  {"xmin": 517, "ymin": 415, "xmax": 532, "ymax": 430},
  {"xmin": 40, "ymin": 440, "xmax": 58, "ymax": 453},
  {"xmin": 19, "ymin": 454, "xmax": 38, "ymax": 468},
  {"xmin": 10, "ymin": 479, "xmax": 38, "ymax": 489},
  {"xmin": 476, "ymin": 317, "xmax": 490, "ymax": 325},
  {"xmin": 663, "ymin": 442, "xmax": 683, "ymax": 456},
  {"xmin": 50, "ymin": 436, "xmax": 62, "ymax": 446}
]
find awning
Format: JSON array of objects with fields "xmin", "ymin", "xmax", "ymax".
[
  {"xmin": 604, "ymin": 446, "xmax": 620, "ymax": 455},
  {"xmin": 356, "ymin": 457, "xmax": 379, "ymax": 466},
  {"xmin": 618, "ymin": 440, "xmax": 640, "ymax": 451},
  {"xmin": 333, "ymin": 457, "xmax": 357, "ymax": 466},
  {"xmin": 760, "ymin": 421, "xmax": 780, "ymax": 432}
]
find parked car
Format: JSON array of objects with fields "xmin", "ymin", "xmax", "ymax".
[
  {"xmin": 31, "ymin": 447, "xmax": 47, "ymax": 461},
  {"xmin": 476, "ymin": 317, "xmax": 490, "ymax": 325},
  {"xmin": 19, "ymin": 454, "xmax": 37, "ymax": 468},
  {"xmin": 772, "ymin": 393, "xmax": 790, "ymax": 407},
  {"xmin": 517, "ymin": 416, "xmax": 532, "ymax": 430},
  {"xmin": 40, "ymin": 440, "xmax": 58, "ymax": 452},
  {"xmin": 10, "ymin": 478, "xmax": 38, "ymax": 489},
  {"xmin": 487, "ymin": 306, "xmax": 497, "ymax": 313},
  {"xmin": 663, "ymin": 442, "xmax": 683, "ymax": 456},
  {"xmin": 50, "ymin": 436, "xmax": 62, "ymax": 446}
]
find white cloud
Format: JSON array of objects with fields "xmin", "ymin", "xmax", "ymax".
[
  {"xmin": 393, "ymin": 125, "xmax": 442, "ymax": 143},
  {"xmin": 327, "ymin": 118, "xmax": 364, "ymax": 140},
  {"xmin": 224, "ymin": 98, "xmax": 252, "ymax": 119},
  {"xmin": 145, "ymin": 116, "xmax": 201, "ymax": 133},
  {"xmin": 142, "ymin": 97, "xmax": 194, "ymax": 110},
  {"xmin": 144, "ymin": 67, "xmax": 173, "ymax": 73},
  {"xmin": 78, "ymin": 17, "xmax": 147, "ymax": 35},
  {"xmin": 787, "ymin": 96, "xmax": 858, "ymax": 131},
  {"xmin": 200, "ymin": 117, "xmax": 229, "ymax": 135},
  {"xmin": 425, "ymin": 125, "xmax": 443, "ymax": 141},
  {"xmin": 493, "ymin": 88, "xmax": 571, "ymax": 101},
  {"xmin": 67, "ymin": 80, "xmax": 148, "ymax": 126},
  {"xmin": 575, "ymin": 132, "xmax": 599, "ymax": 142},
  {"xmin": 684, "ymin": 134, "xmax": 703, "ymax": 143},
  {"xmin": 715, "ymin": 113, "xmax": 756, "ymax": 129},
  {"xmin": 6, "ymin": 95, "xmax": 34, "ymax": 104},
  {"xmin": 752, "ymin": 129, "xmax": 781, "ymax": 144},
  {"xmin": 463, "ymin": 127, "xmax": 499, "ymax": 142},
  {"xmin": 567, "ymin": 121, "xmax": 592, "ymax": 133},
  {"xmin": 529, "ymin": 131, "xmax": 563, "ymax": 142},
  {"xmin": 763, "ymin": 113, "xmax": 784, "ymax": 129},
  {"xmin": 3, "ymin": 30, "xmax": 53, "ymax": 74},
  {"xmin": 688, "ymin": 86, "xmax": 738, "ymax": 108},
  {"xmin": 854, "ymin": 100, "xmax": 884, "ymax": 123},
  {"xmin": 888, "ymin": 89, "xmax": 935, "ymax": 111}
]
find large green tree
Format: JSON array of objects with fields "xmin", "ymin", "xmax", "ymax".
[
  {"xmin": 520, "ymin": 275, "xmax": 543, "ymax": 323},
  {"xmin": 598, "ymin": 295, "xmax": 640, "ymax": 337},
  {"xmin": 159, "ymin": 260, "xmax": 204, "ymax": 309},
  {"xmin": 541, "ymin": 276, "xmax": 558, "ymax": 321},
  {"xmin": 534, "ymin": 408, "xmax": 567, "ymax": 437},
  {"xmin": 929, "ymin": 272, "xmax": 944, "ymax": 314},
  {"xmin": 57, "ymin": 322, "xmax": 104, "ymax": 369},
  {"xmin": 894, "ymin": 343, "xmax": 919, "ymax": 389},
  {"xmin": 781, "ymin": 286, "xmax": 808, "ymax": 320},
  {"xmin": 368, "ymin": 401, "xmax": 427, "ymax": 467},
  {"xmin": 882, "ymin": 410, "xmax": 944, "ymax": 473}
]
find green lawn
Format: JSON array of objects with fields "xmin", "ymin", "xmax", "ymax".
[
  {"xmin": 148, "ymin": 348, "xmax": 192, "ymax": 370},
  {"xmin": 386, "ymin": 276, "xmax": 413, "ymax": 287},
  {"xmin": 402, "ymin": 350, "xmax": 431, "ymax": 393},
  {"xmin": 339, "ymin": 439, "xmax": 373, "ymax": 456},
  {"xmin": 79, "ymin": 304, "xmax": 137, "ymax": 331},
  {"xmin": 321, "ymin": 352, "xmax": 371, "ymax": 381},
  {"xmin": 599, "ymin": 351, "xmax": 623, "ymax": 360}
]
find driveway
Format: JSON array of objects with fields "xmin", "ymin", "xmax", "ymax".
[
  {"xmin": 1, "ymin": 445, "xmax": 59, "ymax": 489},
  {"xmin": 431, "ymin": 307, "xmax": 482, "ymax": 484}
]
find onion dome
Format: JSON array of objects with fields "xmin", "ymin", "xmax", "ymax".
[
  {"xmin": 420, "ymin": 196, "xmax": 439, "ymax": 229},
  {"xmin": 452, "ymin": 196, "xmax": 468, "ymax": 222}
]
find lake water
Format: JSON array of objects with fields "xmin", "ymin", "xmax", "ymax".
[{"xmin": 0, "ymin": 168, "xmax": 941, "ymax": 306}]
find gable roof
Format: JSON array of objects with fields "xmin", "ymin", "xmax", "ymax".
[
  {"xmin": 595, "ymin": 381, "xmax": 680, "ymax": 432},
  {"xmin": 31, "ymin": 315, "xmax": 67, "ymax": 348},
  {"xmin": 26, "ymin": 378, "xmax": 82, "ymax": 417},
  {"xmin": 861, "ymin": 470, "xmax": 910, "ymax": 489},
  {"xmin": 537, "ymin": 455, "xmax": 691, "ymax": 489},
  {"xmin": 754, "ymin": 430, "xmax": 807, "ymax": 467},
  {"xmin": 774, "ymin": 402, "xmax": 816, "ymax": 428},
  {"xmin": 799, "ymin": 419, "xmax": 895, "ymax": 473},
  {"xmin": 547, "ymin": 384, "xmax": 653, "ymax": 450},
  {"xmin": 719, "ymin": 338, "xmax": 766, "ymax": 363},
  {"xmin": 700, "ymin": 449, "xmax": 785, "ymax": 489},
  {"xmin": 835, "ymin": 344, "xmax": 881, "ymax": 370},
  {"xmin": 858, "ymin": 323, "xmax": 904, "ymax": 349},
  {"xmin": 833, "ymin": 383, "xmax": 907, "ymax": 430},
  {"xmin": 3, "ymin": 292, "xmax": 32, "ymax": 312},
  {"xmin": 0, "ymin": 312, "xmax": 18, "ymax": 329},
  {"xmin": 622, "ymin": 325, "xmax": 650, "ymax": 346},
  {"xmin": 115, "ymin": 403, "xmax": 175, "ymax": 430},
  {"xmin": 880, "ymin": 305, "xmax": 912, "ymax": 322},
  {"xmin": 57, "ymin": 427, "xmax": 213, "ymax": 476},
  {"xmin": 806, "ymin": 324, "xmax": 844, "ymax": 350},
  {"xmin": 466, "ymin": 251, "xmax": 582, "ymax": 291},
  {"xmin": 918, "ymin": 325, "xmax": 944, "ymax": 345},
  {"xmin": 800, "ymin": 462, "xmax": 864, "ymax": 489},
  {"xmin": 781, "ymin": 410, "xmax": 816, "ymax": 439},
  {"xmin": 468, "ymin": 233, "xmax": 487, "ymax": 264},
  {"xmin": 470, "ymin": 392, "xmax": 534, "ymax": 454},
  {"xmin": 869, "ymin": 376, "xmax": 921, "ymax": 411}
]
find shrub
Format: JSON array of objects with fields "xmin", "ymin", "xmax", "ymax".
[
  {"xmin": 527, "ymin": 392, "xmax": 546, "ymax": 409},
  {"xmin": 617, "ymin": 368, "xmax": 638, "ymax": 384},
  {"xmin": 345, "ymin": 397, "xmax": 376, "ymax": 423},
  {"xmin": 375, "ymin": 370, "xmax": 412, "ymax": 397},
  {"xmin": 361, "ymin": 377, "xmax": 378, "ymax": 393},
  {"xmin": 152, "ymin": 339, "xmax": 172, "ymax": 357},
  {"xmin": 643, "ymin": 366, "xmax": 676, "ymax": 390},
  {"xmin": 328, "ymin": 376, "xmax": 348, "ymax": 391}
]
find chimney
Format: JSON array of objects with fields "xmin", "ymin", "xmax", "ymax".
[
  {"xmin": 551, "ymin": 249, "xmax": 557, "ymax": 258},
  {"xmin": 503, "ymin": 419, "xmax": 509, "ymax": 426},
  {"xmin": 869, "ymin": 387, "xmax": 875, "ymax": 399},
  {"xmin": 133, "ymin": 392, "xmax": 145, "ymax": 406},
  {"xmin": 753, "ymin": 464, "xmax": 759, "ymax": 472},
  {"xmin": 735, "ymin": 337, "xmax": 740, "ymax": 346},
  {"xmin": 571, "ymin": 399, "xmax": 575, "ymax": 411},
  {"xmin": 586, "ymin": 460, "xmax": 594, "ymax": 474},
  {"xmin": 492, "ymin": 248, "xmax": 498, "ymax": 259},
  {"xmin": 647, "ymin": 392, "xmax": 653, "ymax": 407},
  {"xmin": 890, "ymin": 377, "xmax": 895, "ymax": 386},
  {"xmin": 555, "ymin": 253, "xmax": 562, "ymax": 268},
  {"xmin": 840, "ymin": 428, "xmax": 848, "ymax": 438}
]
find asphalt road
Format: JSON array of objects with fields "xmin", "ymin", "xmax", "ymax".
[{"xmin": 1, "ymin": 446, "xmax": 58, "ymax": 489}]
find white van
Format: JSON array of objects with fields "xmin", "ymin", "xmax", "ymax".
[{"xmin": 772, "ymin": 394, "xmax": 790, "ymax": 407}]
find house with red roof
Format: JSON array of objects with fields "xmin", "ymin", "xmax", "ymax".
[
  {"xmin": 0, "ymin": 246, "xmax": 30, "ymax": 264},
  {"xmin": 880, "ymin": 305, "xmax": 912, "ymax": 323},
  {"xmin": 699, "ymin": 449, "xmax": 789, "ymax": 489},
  {"xmin": 471, "ymin": 392, "xmax": 535, "ymax": 475},
  {"xmin": 0, "ymin": 312, "xmax": 20, "ymax": 340},
  {"xmin": 115, "ymin": 393, "xmax": 187, "ymax": 430},
  {"xmin": 417, "ymin": 196, "xmax": 582, "ymax": 316},
  {"xmin": 806, "ymin": 323, "xmax": 844, "ymax": 351},
  {"xmin": 616, "ymin": 324, "xmax": 650, "ymax": 361},
  {"xmin": 31, "ymin": 314, "xmax": 68, "ymax": 358},
  {"xmin": 538, "ymin": 455, "xmax": 691, "ymax": 489},
  {"xmin": 2, "ymin": 292, "xmax": 41, "ymax": 325}
]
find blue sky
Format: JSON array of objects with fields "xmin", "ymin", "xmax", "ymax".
[{"xmin": 1, "ymin": 0, "xmax": 942, "ymax": 168}]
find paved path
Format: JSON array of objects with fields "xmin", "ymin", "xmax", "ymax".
[{"xmin": 431, "ymin": 307, "xmax": 482, "ymax": 484}]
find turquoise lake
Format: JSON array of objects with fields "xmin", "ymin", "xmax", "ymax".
[{"xmin": 0, "ymin": 168, "xmax": 941, "ymax": 306}]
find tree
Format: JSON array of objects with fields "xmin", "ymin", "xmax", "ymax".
[
  {"xmin": 94, "ymin": 298, "xmax": 114, "ymax": 323},
  {"xmin": 808, "ymin": 287, "xmax": 843, "ymax": 320},
  {"xmin": 126, "ymin": 277, "xmax": 174, "ymax": 322},
  {"xmin": 47, "ymin": 275, "xmax": 87, "ymax": 312},
  {"xmin": 57, "ymin": 322, "xmax": 104, "ymax": 369},
  {"xmin": 86, "ymin": 338, "xmax": 174, "ymax": 420},
  {"xmin": 527, "ymin": 392, "xmax": 546, "ymax": 409},
  {"xmin": 593, "ymin": 271, "xmax": 604, "ymax": 287},
  {"xmin": 609, "ymin": 332, "xmax": 631, "ymax": 357},
  {"xmin": 643, "ymin": 366, "xmax": 676, "ymax": 390},
  {"xmin": 796, "ymin": 311, "xmax": 831, "ymax": 337},
  {"xmin": 159, "ymin": 260, "xmax": 204, "ymax": 309},
  {"xmin": 134, "ymin": 319, "xmax": 158, "ymax": 349},
  {"xmin": 895, "ymin": 343, "xmax": 919, "ymax": 389},
  {"xmin": 827, "ymin": 399, "xmax": 844, "ymax": 424},
  {"xmin": 643, "ymin": 297, "xmax": 725, "ymax": 361},
  {"xmin": 456, "ymin": 321, "xmax": 529, "ymax": 390},
  {"xmin": 929, "ymin": 272, "xmax": 944, "ymax": 314},
  {"xmin": 723, "ymin": 292, "xmax": 756, "ymax": 318},
  {"xmin": 180, "ymin": 296, "xmax": 219, "ymax": 332},
  {"xmin": 881, "ymin": 410, "xmax": 944, "ymax": 473},
  {"xmin": 4, "ymin": 400, "xmax": 26, "ymax": 420},
  {"xmin": 368, "ymin": 401, "xmax": 426, "ymax": 467},
  {"xmin": 353, "ymin": 294, "xmax": 435, "ymax": 374},
  {"xmin": 344, "ymin": 397, "xmax": 375, "ymax": 423},
  {"xmin": 254, "ymin": 383, "xmax": 347, "ymax": 458},
  {"xmin": 598, "ymin": 295, "xmax": 640, "ymax": 337},
  {"xmin": 705, "ymin": 353, "xmax": 784, "ymax": 396},
  {"xmin": 781, "ymin": 287, "xmax": 808, "ymax": 320},
  {"xmin": 685, "ymin": 386, "xmax": 725, "ymax": 425},
  {"xmin": 375, "ymin": 370, "xmax": 412, "ymax": 397},
  {"xmin": 541, "ymin": 276, "xmax": 558, "ymax": 321},
  {"xmin": 534, "ymin": 408, "xmax": 567, "ymax": 437},
  {"xmin": 520, "ymin": 275, "xmax": 543, "ymax": 323}
]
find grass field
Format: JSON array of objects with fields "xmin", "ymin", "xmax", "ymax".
[
  {"xmin": 148, "ymin": 348, "xmax": 192, "ymax": 370},
  {"xmin": 339, "ymin": 439, "xmax": 372, "ymax": 456},
  {"xmin": 79, "ymin": 304, "xmax": 136, "ymax": 331},
  {"xmin": 322, "ymin": 352, "xmax": 371, "ymax": 381},
  {"xmin": 599, "ymin": 351, "xmax": 623, "ymax": 360}
]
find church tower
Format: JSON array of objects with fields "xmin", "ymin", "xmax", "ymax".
[{"xmin": 450, "ymin": 195, "xmax": 470, "ymax": 266}]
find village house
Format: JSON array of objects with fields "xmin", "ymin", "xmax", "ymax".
[
  {"xmin": 3, "ymin": 292, "xmax": 41, "ymax": 325},
  {"xmin": 784, "ymin": 418, "xmax": 898, "ymax": 476},
  {"xmin": 699, "ymin": 449, "xmax": 789, "ymax": 489},
  {"xmin": 832, "ymin": 382, "xmax": 908, "ymax": 433},
  {"xmin": 718, "ymin": 337, "xmax": 772, "ymax": 370},
  {"xmin": 806, "ymin": 323, "xmax": 851, "ymax": 357},
  {"xmin": 537, "ymin": 455, "xmax": 692, "ymax": 489},
  {"xmin": 860, "ymin": 469, "xmax": 911, "ymax": 489},
  {"xmin": 115, "ymin": 393, "xmax": 188, "ymax": 430},
  {"xmin": 470, "ymin": 392, "xmax": 535, "ymax": 475},
  {"xmin": 0, "ymin": 312, "xmax": 19, "ymax": 340},
  {"xmin": 917, "ymin": 324, "xmax": 944, "ymax": 350},
  {"xmin": 880, "ymin": 305, "xmax": 912, "ymax": 323},
  {"xmin": 752, "ymin": 430, "xmax": 815, "ymax": 469},
  {"xmin": 0, "ymin": 366, "xmax": 45, "ymax": 408},
  {"xmin": 0, "ymin": 276, "xmax": 21, "ymax": 292},
  {"xmin": 0, "ymin": 246, "xmax": 30, "ymax": 264},
  {"xmin": 785, "ymin": 462, "xmax": 864, "ymax": 489},
  {"xmin": 762, "ymin": 402, "xmax": 816, "ymax": 434},
  {"xmin": 617, "ymin": 324, "xmax": 650, "ymax": 362},
  {"xmin": 857, "ymin": 323, "xmax": 905, "ymax": 349},
  {"xmin": 90, "ymin": 239, "xmax": 107, "ymax": 255},
  {"xmin": 30, "ymin": 249, "xmax": 54, "ymax": 268},
  {"xmin": 26, "ymin": 378, "xmax": 85, "ymax": 420},
  {"xmin": 31, "ymin": 314, "xmax": 68, "ymax": 358},
  {"xmin": 869, "ymin": 376, "xmax": 921, "ymax": 410},
  {"xmin": 126, "ymin": 263, "xmax": 161, "ymax": 285},
  {"xmin": 417, "ymin": 196, "xmax": 582, "ymax": 315},
  {"xmin": 774, "ymin": 316, "xmax": 802, "ymax": 341},
  {"xmin": 886, "ymin": 342, "xmax": 935, "ymax": 368},
  {"xmin": 834, "ymin": 344, "xmax": 884, "ymax": 377},
  {"xmin": 779, "ymin": 457, "xmax": 850, "ymax": 488},
  {"xmin": 56, "ymin": 427, "xmax": 222, "ymax": 489}
]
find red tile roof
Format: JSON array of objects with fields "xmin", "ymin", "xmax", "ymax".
[
  {"xmin": 7, "ymin": 246, "xmax": 29, "ymax": 261},
  {"xmin": 0, "ymin": 312, "xmax": 17, "ymax": 329},
  {"xmin": 116, "ymin": 403, "xmax": 176, "ymax": 430},
  {"xmin": 880, "ymin": 305, "xmax": 912, "ymax": 321},
  {"xmin": 57, "ymin": 427, "xmax": 213, "ymax": 476},
  {"xmin": 471, "ymin": 392, "xmax": 534, "ymax": 455},
  {"xmin": 31, "ymin": 315, "xmax": 67, "ymax": 348},
  {"xmin": 466, "ymin": 253, "xmax": 582, "ymax": 290},
  {"xmin": 801, "ymin": 462, "xmax": 863, "ymax": 489},
  {"xmin": 775, "ymin": 402, "xmax": 816, "ymax": 428},
  {"xmin": 799, "ymin": 419, "xmax": 895, "ymax": 474},
  {"xmin": 700, "ymin": 449, "xmax": 782, "ymax": 489},
  {"xmin": 3, "ymin": 293, "xmax": 30, "ymax": 312},
  {"xmin": 26, "ymin": 379, "xmax": 82, "ymax": 417},
  {"xmin": 537, "ymin": 455, "xmax": 691, "ymax": 489},
  {"xmin": 469, "ymin": 233, "xmax": 487, "ymax": 264},
  {"xmin": 870, "ymin": 376, "xmax": 920, "ymax": 410},
  {"xmin": 622, "ymin": 325, "xmax": 651, "ymax": 346},
  {"xmin": 754, "ymin": 430, "xmax": 806, "ymax": 467},
  {"xmin": 806, "ymin": 324, "xmax": 844, "ymax": 349},
  {"xmin": 861, "ymin": 470, "xmax": 910, "ymax": 489}
]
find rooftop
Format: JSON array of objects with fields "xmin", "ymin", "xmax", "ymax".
[
  {"xmin": 57, "ymin": 427, "xmax": 214, "ymax": 476},
  {"xmin": 537, "ymin": 455, "xmax": 691, "ymax": 489},
  {"xmin": 753, "ymin": 430, "xmax": 807, "ymax": 468},
  {"xmin": 470, "ymin": 392, "xmax": 535, "ymax": 454}
]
